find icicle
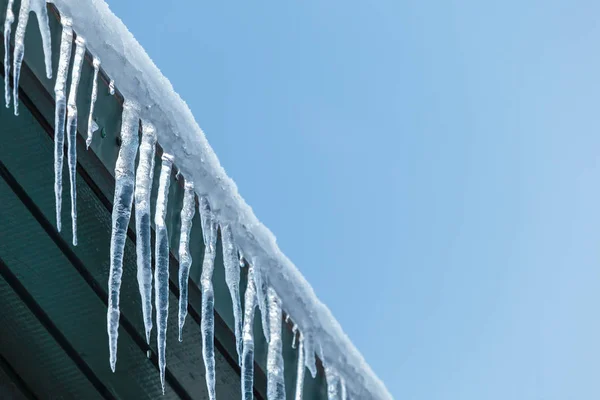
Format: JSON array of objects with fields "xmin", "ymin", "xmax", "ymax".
[
  {"xmin": 267, "ymin": 287, "xmax": 285, "ymax": 400},
  {"xmin": 109, "ymin": 79, "xmax": 115, "ymax": 95},
  {"xmin": 294, "ymin": 333, "xmax": 306, "ymax": 400},
  {"xmin": 53, "ymin": 18, "xmax": 73, "ymax": 233},
  {"xmin": 199, "ymin": 196, "xmax": 217, "ymax": 400},
  {"xmin": 177, "ymin": 180, "xmax": 195, "ymax": 341},
  {"xmin": 325, "ymin": 367, "xmax": 342, "ymax": 400},
  {"xmin": 340, "ymin": 378, "xmax": 348, "ymax": 400},
  {"xmin": 291, "ymin": 324, "xmax": 299, "ymax": 349},
  {"xmin": 134, "ymin": 121, "xmax": 157, "ymax": 344},
  {"xmin": 65, "ymin": 36, "xmax": 85, "ymax": 246},
  {"xmin": 304, "ymin": 332, "xmax": 317, "ymax": 378},
  {"xmin": 155, "ymin": 153, "xmax": 174, "ymax": 394},
  {"xmin": 221, "ymin": 224, "xmax": 243, "ymax": 364},
  {"xmin": 12, "ymin": 0, "xmax": 52, "ymax": 115},
  {"xmin": 32, "ymin": 0, "xmax": 51, "ymax": 79},
  {"xmin": 252, "ymin": 259, "xmax": 270, "ymax": 341},
  {"xmin": 4, "ymin": 0, "xmax": 15, "ymax": 108},
  {"xmin": 241, "ymin": 264, "xmax": 258, "ymax": 400},
  {"xmin": 285, "ymin": 315, "xmax": 290, "ymax": 323},
  {"xmin": 107, "ymin": 101, "xmax": 140, "ymax": 372},
  {"xmin": 85, "ymin": 58, "xmax": 100, "ymax": 149}
]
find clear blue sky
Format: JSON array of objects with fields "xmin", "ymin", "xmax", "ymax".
[{"xmin": 106, "ymin": 0, "xmax": 600, "ymax": 398}]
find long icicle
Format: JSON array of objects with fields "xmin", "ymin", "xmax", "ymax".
[
  {"xmin": 199, "ymin": 196, "xmax": 217, "ymax": 400},
  {"xmin": 241, "ymin": 263, "xmax": 258, "ymax": 400},
  {"xmin": 155, "ymin": 153, "xmax": 174, "ymax": 394},
  {"xmin": 134, "ymin": 121, "xmax": 157, "ymax": 344},
  {"xmin": 294, "ymin": 333, "xmax": 306, "ymax": 400},
  {"xmin": 53, "ymin": 17, "xmax": 73, "ymax": 233},
  {"xmin": 178, "ymin": 180, "xmax": 196, "ymax": 341},
  {"xmin": 12, "ymin": 0, "xmax": 52, "ymax": 116},
  {"xmin": 85, "ymin": 57, "xmax": 100, "ymax": 149},
  {"xmin": 107, "ymin": 101, "xmax": 140, "ymax": 372},
  {"xmin": 65, "ymin": 35, "xmax": 86, "ymax": 246},
  {"xmin": 3, "ymin": 0, "xmax": 15, "ymax": 108},
  {"xmin": 221, "ymin": 224, "xmax": 243, "ymax": 364},
  {"xmin": 267, "ymin": 287, "xmax": 285, "ymax": 400}
]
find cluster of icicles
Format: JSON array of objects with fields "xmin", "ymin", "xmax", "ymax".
[{"xmin": 4, "ymin": 1, "xmax": 350, "ymax": 399}]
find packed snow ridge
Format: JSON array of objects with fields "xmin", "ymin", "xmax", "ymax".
[{"xmin": 3, "ymin": 0, "xmax": 392, "ymax": 398}]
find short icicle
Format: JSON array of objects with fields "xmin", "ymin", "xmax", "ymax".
[
  {"xmin": 291, "ymin": 324, "xmax": 299, "ymax": 349},
  {"xmin": 3, "ymin": 0, "xmax": 15, "ymax": 108},
  {"xmin": 65, "ymin": 36, "xmax": 86, "ymax": 246},
  {"xmin": 107, "ymin": 101, "xmax": 140, "ymax": 372},
  {"xmin": 86, "ymin": 58, "xmax": 101, "ymax": 149},
  {"xmin": 177, "ymin": 180, "xmax": 196, "ymax": 341},
  {"xmin": 303, "ymin": 332, "xmax": 318, "ymax": 378},
  {"xmin": 155, "ymin": 153, "xmax": 174, "ymax": 394},
  {"xmin": 134, "ymin": 121, "xmax": 157, "ymax": 344},
  {"xmin": 53, "ymin": 18, "xmax": 73, "ymax": 233},
  {"xmin": 109, "ymin": 79, "xmax": 115, "ymax": 95},
  {"xmin": 294, "ymin": 333, "xmax": 306, "ymax": 400},
  {"xmin": 241, "ymin": 263, "xmax": 258, "ymax": 400},
  {"xmin": 199, "ymin": 196, "xmax": 217, "ymax": 399},
  {"xmin": 12, "ymin": 0, "xmax": 52, "ymax": 116},
  {"xmin": 221, "ymin": 224, "xmax": 243, "ymax": 364},
  {"xmin": 267, "ymin": 287, "xmax": 285, "ymax": 400},
  {"xmin": 325, "ymin": 366, "xmax": 341, "ymax": 400},
  {"xmin": 340, "ymin": 378, "xmax": 348, "ymax": 400},
  {"xmin": 252, "ymin": 259, "xmax": 270, "ymax": 341}
]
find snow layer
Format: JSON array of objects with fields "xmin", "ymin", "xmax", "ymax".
[{"xmin": 49, "ymin": 1, "xmax": 391, "ymax": 398}]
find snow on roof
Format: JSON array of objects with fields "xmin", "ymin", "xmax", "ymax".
[{"xmin": 38, "ymin": 0, "xmax": 392, "ymax": 398}]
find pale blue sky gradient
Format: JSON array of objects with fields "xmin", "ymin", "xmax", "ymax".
[{"xmin": 106, "ymin": 0, "xmax": 600, "ymax": 398}]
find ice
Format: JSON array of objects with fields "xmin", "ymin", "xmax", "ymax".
[
  {"xmin": 52, "ymin": 17, "xmax": 73, "ymax": 233},
  {"xmin": 294, "ymin": 333, "xmax": 306, "ymax": 400},
  {"xmin": 134, "ymin": 121, "xmax": 157, "ymax": 344},
  {"xmin": 199, "ymin": 196, "xmax": 217, "ymax": 400},
  {"xmin": 44, "ymin": 1, "xmax": 392, "ymax": 397},
  {"xmin": 12, "ymin": 0, "xmax": 52, "ymax": 116},
  {"xmin": 65, "ymin": 35, "xmax": 85, "ymax": 246},
  {"xmin": 291, "ymin": 323, "xmax": 299, "ymax": 349},
  {"xmin": 252, "ymin": 259, "xmax": 270, "ymax": 341},
  {"xmin": 107, "ymin": 100, "xmax": 140, "ymax": 372},
  {"xmin": 109, "ymin": 78, "xmax": 115, "ymax": 95},
  {"xmin": 241, "ymin": 263, "xmax": 257, "ymax": 400},
  {"xmin": 221, "ymin": 224, "xmax": 243, "ymax": 364},
  {"xmin": 303, "ymin": 332, "xmax": 317, "ymax": 378},
  {"xmin": 267, "ymin": 287, "xmax": 285, "ymax": 400},
  {"xmin": 325, "ymin": 366, "xmax": 341, "ymax": 400},
  {"xmin": 85, "ymin": 57, "xmax": 100, "ymax": 149},
  {"xmin": 177, "ymin": 180, "xmax": 196, "ymax": 341},
  {"xmin": 340, "ymin": 378, "xmax": 348, "ymax": 400},
  {"xmin": 155, "ymin": 153, "xmax": 174, "ymax": 394},
  {"xmin": 3, "ymin": 0, "xmax": 15, "ymax": 108}
]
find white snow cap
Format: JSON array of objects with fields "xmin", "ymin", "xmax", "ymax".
[{"xmin": 48, "ymin": 0, "xmax": 392, "ymax": 398}]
